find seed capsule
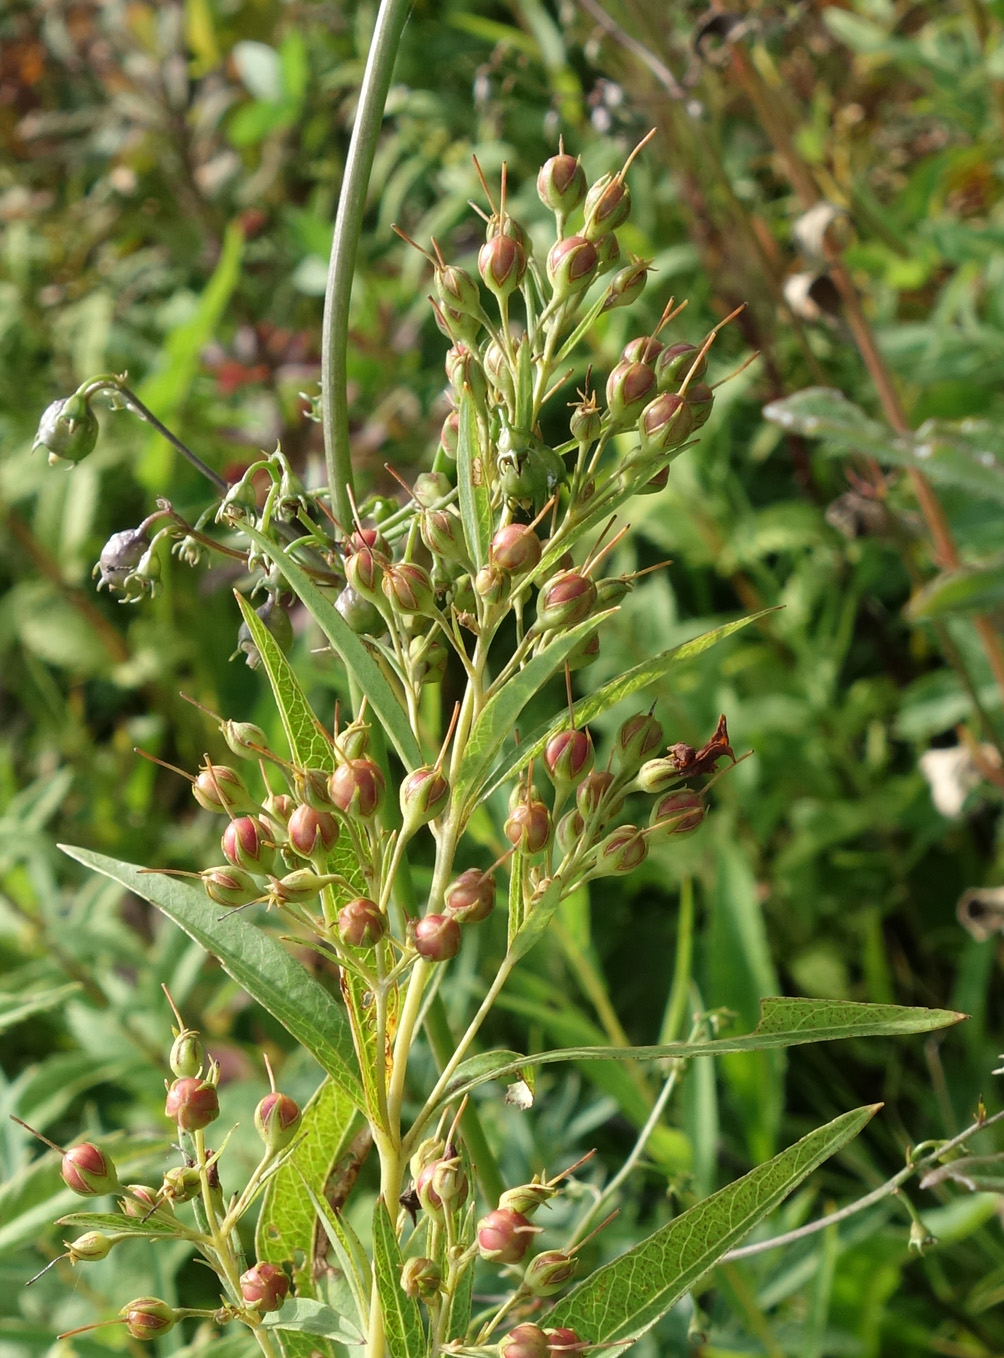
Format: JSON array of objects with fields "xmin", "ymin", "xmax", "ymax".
[
  {"xmin": 546, "ymin": 235, "xmax": 598, "ymax": 299},
  {"xmin": 193, "ymin": 763, "xmax": 257, "ymax": 815},
  {"xmin": 592, "ymin": 824, "xmax": 648, "ymax": 876},
  {"xmin": 535, "ymin": 571, "xmax": 597, "ymax": 631},
  {"xmin": 479, "ymin": 234, "xmax": 527, "ymax": 299},
  {"xmin": 65, "ymin": 1230, "xmax": 113, "ymax": 1263},
  {"xmin": 240, "ymin": 1261, "xmax": 290, "ymax": 1313},
  {"xmin": 649, "ymin": 789, "xmax": 706, "ymax": 836},
  {"xmin": 286, "ymin": 804, "xmax": 340, "ymax": 860},
  {"xmin": 477, "ymin": 1207, "xmax": 538, "ymax": 1264},
  {"xmin": 537, "ymin": 153, "xmax": 587, "ymax": 214},
  {"xmin": 523, "ymin": 1247, "xmax": 578, "ymax": 1296},
  {"xmin": 543, "ymin": 729, "xmax": 594, "ymax": 788},
  {"xmin": 546, "ymin": 1326, "xmax": 586, "ymax": 1353},
  {"xmin": 583, "ymin": 172, "xmax": 631, "ymax": 240},
  {"xmin": 160, "ymin": 1165, "xmax": 202, "ymax": 1203},
  {"xmin": 400, "ymin": 1255, "xmax": 443, "ymax": 1301},
  {"xmin": 413, "ymin": 913, "xmax": 461, "ymax": 962},
  {"xmin": 165, "ymin": 1077, "xmax": 219, "ymax": 1131},
  {"xmin": 491, "ymin": 523, "xmax": 542, "ymax": 576},
  {"xmin": 401, "ymin": 766, "xmax": 450, "ymax": 831},
  {"xmin": 382, "ymin": 561, "xmax": 437, "ymax": 617},
  {"xmin": 655, "ymin": 340, "xmax": 706, "ymax": 389},
  {"xmin": 60, "ymin": 1143, "xmax": 119, "ymax": 1197},
  {"xmin": 685, "ymin": 380, "xmax": 715, "ymax": 428},
  {"xmin": 444, "ymin": 868, "xmax": 496, "ymax": 923},
  {"xmin": 606, "ymin": 359, "xmax": 656, "ymax": 425},
  {"xmin": 338, "ymin": 897, "xmax": 386, "ymax": 948},
  {"xmin": 33, "ymin": 392, "xmax": 99, "ymax": 465},
  {"xmin": 336, "ymin": 584, "xmax": 384, "ymax": 635},
  {"xmin": 416, "ymin": 1155, "xmax": 468, "ymax": 1217},
  {"xmin": 120, "ymin": 1297, "xmax": 176, "ymax": 1340},
  {"xmin": 255, "ymin": 1091, "xmax": 302, "ymax": 1152},
  {"xmin": 504, "ymin": 800, "xmax": 551, "ymax": 856},
  {"xmin": 202, "ymin": 865, "xmax": 260, "ymax": 909},
  {"xmin": 328, "ymin": 759, "xmax": 385, "ymax": 819},
  {"xmin": 169, "ymin": 1028, "xmax": 204, "ymax": 1079},
  {"xmin": 617, "ymin": 712, "xmax": 664, "ymax": 775},
  {"xmin": 222, "ymin": 815, "xmax": 274, "ymax": 873}
]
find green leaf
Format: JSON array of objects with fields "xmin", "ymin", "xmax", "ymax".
[
  {"xmin": 456, "ymin": 389, "xmax": 491, "ymax": 568},
  {"xmin": 236, "ymin": 593, "xmax": 335, "ymax": 771},
  {"xmin": 59, "ymin": 846, "xmax": 364, "ymax": 1109},
  {"xmin": 372, "ymin": 1198, "xmax": 425, "ymax": 1358},
  {"xmin": 0, "ymin": 983, "xmax": 81, "ymax": 1035},
  {"xmin": 454, "ymin": 611, "xmax": 615, "ymax": 809},
  {"xmin": 547, "ymin": 1104, "xmax": 880, "ymax": 1347},
  {"xmin": 440, "ymin": 997, "xmax": 964, "ymax": 1103},
  {"xmin": 483, "ymin": 611, "xmax": 773, "ymax": 801},
  {"xmin": 257, "ymin": 1076, "xmax": 367, "ymax": 1315},
  {"xmin": 55, "ymin": 1211, "xmax": 183, "ymax": 1240},
  {"xmin": 262, "ymin": 1298, "xmax": 362, "ymax": 1342},
  {"xmin": 906, "ymin": 562, "xmax": 1004, "ymax": 620},
  {"xmin": 507, "ymin": 873, "xmax": 563, "ymax": 963},
  {"xmin": 304, "ymin": 1182, "xmax": 371, "ymax": 1330},
  {"xmin": 240, "ymin": 523, "xmax": 422, "ymax": 770}
]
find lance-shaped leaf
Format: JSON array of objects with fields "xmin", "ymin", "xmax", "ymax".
[
  {"xmin": 60, "ymin": 846, "xmax": 364, "ymax": 1110},
  {"xmin": 457, "ymin": 388, "xmax": 491, "ymax": 568},
  {"xmin": 546, "ymin": 1104, "xmax": 880, "ymax": 1348},
  {"xmin": 56, "ymin": 1211, "xmax": 186, "ymax": 1240},
  {"xmin": 236, "ymin": 593, "xmax": 335, "ymax": 771},
  {"xmin": 437, "ymin": 997, "xmax": 964, "ymax": 1105},
  {"xmin": 483, "ymin": 611, "xmax": 774, "ymax": 801},
  {"xmin": 372, "ymin": 1198, "xmax": 425, "ymax": 1358},
  {"xmin": 906, "ymin": 563, "xmax": 1004, "ymax": 620},
  {"xmin": 454, "ymin": 611, "xmax": 615, "ymax": 809},
  {"xmin": 0, "ymin": 983, "xmax": 82, "ymax": 1035},
  {"xmin": 241, "ymin": 522, "xmax": 422, "ymax": 770},
  {"xmin": 262, "ymin": 1298, "xmax": 363, "ymax": 1343}
]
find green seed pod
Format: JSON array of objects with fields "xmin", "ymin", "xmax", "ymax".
[
  {"xmin": 263, "ymin": 791, "xmax": 295, "ymax": 830},
  {"xmin": 400, "ymin": 1255, "xmax": 443, "ymax": 1302},
  {"xmin": 336, "ymin": 583, "xmax": 384, "ymax": 635},
  {"xmin": 65, "ymin": 1230, "xmax": 113, "ymax": 1263},
  {"xmin": 636, "ymin": 756, "xmax": 685, "ymax": 795},
  {"xmin": 294, "ymin": 766, "xmax": 338, "ymax": 812},
  {"xmin": 638, "ymin": 392, "xmax": 694, "ymax": 456},
  {"xmin": 202, "ymin": 865, "xmax": 261, "ymax": 909},
  {"xmin": 60, "ymin": 1143, "xmax": 119, "ymax": 1197},
  {"xmin": 655, "ymin": 341, "xmax": 706, "ymax": 390},
  {"xmin": 592, "ymin": 230, "xmax": 621, "ymax": 277},
  {"xmin": 240, "ymin": 1262, "xmax": 290, "ymax": 1313},
  {"xmin": 622, "ymin": 336, "xmax": 663, "ymax": 365},
  {"xmin": 592, "ymin": 824, "xmax": 648, "ymax": 877},
  {"xmin": 535, "ymin": 571, "xmax": 597, "ymax": 631},
  {"xmin": 409, "ymin": 632, "xmax": 449, "ymax": 685},
  {"xmin": 435, "ymin": 263, "xmax": 483, "ymax": 318},
  {"xmin": 523, "ymin": 1248, "xmax": 579, "ymax": 1296},
  {"xmin": 498, "ymin": 1178, "xmax": 560, "ymax": 1217},
  {"xmin": 648, "ymin": 788, "xmax": 706, "ymax": 837},
  {"xmin": 337, "ymin": 720, "xmax": 371, "ymax": 760},
  {"xmin": 569, "ymin": 394, "xmax": 603, "ymax": 445},
  {"xmin": 400, "ymin": 765, "xmax": 450, "ymax": 832},
  {"xmin": 617, "ymin": 712, "xmax": 664, "ymax": 775},
  {"xmin": 344, "ymin": 546, "xmax": 384, "ymax": 602},
  {"xmin": 421, "ymin": 509, "xmax": 467, "ymax": 565},
  {"xmin": 255, "ymin": 1091, "xmax": 302, "ymax": 1152},
  {"xmin": 565, "ymin": 630, "xmax": 600, "ymax": 670},
  {"xmin": 583, "ymin": 172, "xmax": 631, "ymax": 240},
  {"xmin": 475, "ymin": 562, "xmax": 508, "ymax": 603},
  {"xmin": 33, "ymin": 393, "xmax": 99, "ymax": 465},
  {"xmin": 555, "ymin": 808, "xmax": 585, "ymax": 857},
  {"xmin": 120, "ymin": 1185, "xmax": 174, "ymax": 1220},
  {"xmin": 537, "ymin": 152, "xmax": 587, "ymax": 215},
  {"xmin": 575, "ymin": 769, "xmax": 619, "ymax": 822},
  {"xmin": 382, "ymin": 562, "xmax": 437, "ymax": 617},
  {"xmin": 685, "ymin": 380, "xmax": 715, "ymax": 428},
  {"xmin": 160, "ymin": 1164, "xmax": 202, "ymax": 1203},
  {"xmin": 409, "ymin": 1136, "xmax": 445, "ymax": 1182},
  {"xmin": 221, "ymin": 719, "xmax": 268, "ymax": 761},
  {"xmin": 165, "ymin": 1077, "xmax": 219, "ymax": 1132},
  {"xmin": 169, "ymin": 1027, "xmax": 204, "ymax": 1079},
  {"xmin": 606, "ymin": 359, "xmax": 656, "ymax": 426},
  {"xmin": 546, "ymin": 235, "xmax": 598, "ymax": 300},
  {"xmin": 271, "ymin": 867, "xmax": 338, "ymax": 907},
  {"xmin": 120, "ymin": 1297, "xmax": 176, "ymax": 1341},
  {"xmin": 603, "ymin": 257, "xmax": 651, "ymax": 311}
]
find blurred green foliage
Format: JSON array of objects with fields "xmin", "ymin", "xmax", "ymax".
[{"xmin": 4, "ymin": 0, "xmax": 1004, "ymax": 1354}]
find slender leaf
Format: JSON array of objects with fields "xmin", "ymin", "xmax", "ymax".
[
  {"xmin": 906, "ymin": 563, "xmax": 1004, "ymax": 620},
  {"xmin": 456, "ymin": 388, "xmax": 491, "ymax": 568},
  {"xmin": 236, "ymin": 593, "xmax": 335, "ymax": 771},
  {"xmin": 454, "ymin": 611, "xmax": 615, "ymax": 808},
  {"xmin": 372, "ymin": 1198, "xmax": 425, "ymax": 1358},
  {"xmin": 60, "ymin": 846, "xmax": 365, "ymax": 1109},
  {"xmin": 439, "ymin": 997, "xmax": 964, "ymax": 1104},
  {"xmin": 241, "ymin": 523, "xmax": 422, "ymax": 770},
  {"xmin": 0, "ymin": 983, "xmax": 81, "ymax": 1035},
  {"xmin": 507, "ymin": 874, "xmax": 563, "ymax": 963},
  {"xmin": 304, "ymin": 1183, "xmax": 370, "ymax": 1330},
  {"xmin": 483, "ymin": 611, "xmax": 774, "ymax": 800},
  {"xmin": 56, "ymin": 1211, "xmax": 184, "ymax": 1240},
  {"xmin": 547, "ymin": 1105, "xmax": 880, "ymax": 1348}
]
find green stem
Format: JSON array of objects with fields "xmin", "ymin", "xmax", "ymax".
[{"xmin": 321, "ymin": 0, "xmax": 411, "ymax": 526}]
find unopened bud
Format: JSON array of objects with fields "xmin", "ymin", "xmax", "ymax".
[
  {"xmin": 500, "ymin": 1324, "xmax": 549, "ymax": 1358},
  {"xmin": 221, "ymin": 719, "xmax": 268, "ymax": 761},
  {"xmin": 328, "ymin": 758, "xmax": 385, "ymax": 819},
  {"xmin": 475, "ymin": 562, "xmax": 508, "ymax": 603},
  {"xmin": 169, "ymin": 1028, "xmax": 204, "ymax": 1079},
  {"xmin": 345, "ymin": 545, "xmax": 384, "ymax": 601},
  {"xmin": 401, "ymin": 766, "xmax": 450, "ymax": 832},
  {"xmin": 491, "ymin": 523, "xmax": 542, "ymax": 576},
  {"xmin": 649, "ymin": 789, "xmax": 706, "ymax": 836},
  {"xmin": 583, "ymin": 172, "xmax": 631, "ymax": 240},
  {"xmin": 555, "ymin": 808, "xmax": 586, "ymax": 856},
  {"xmin": 421, "ymin": 509, "xmax": 467, "ymax": 564},
  {"xmin": 222, "ymin": 815, "xmax": 275, "ymax": 873},
  {"xmin": 240, "ymin": 1261, "xmax": 290, "ymax": 1312},
  {"xmin": 338, "ymin": 897, "xmax": 386, "ymax": 949},
  {"xmin": 592, "ymin": 230, "xmax": 621, "ymax": 276},
  {"xmin": 121, "ymin": 1297, "xmax": 176, "ymax": 1340},
  {"xmin": 523, "ymin": 1247, "xmax": 578, "ymax": 1296},
  {"xmin": 263, "ymin": 791, "xmax": 295, "ymax": 829},
  {"xmin": 255, "ymin": 1092, "xmax": 302, "ymax": 1152},
  {"xmin": 622, "ymin": 336, "xmax": 663, "ymax": 365},
  {"xmin": 34, "ymin": 393, "xmax": 99, "ymax": 465},
  {"xmin": 165, "ymin": 1077, "xmax": 219, "ymax": 1131},
  {"xmin": 440, "ymin": 409, "xmax": 460, "ymax": 459},
  {"xmin": 65, "ymin": 1230, "xmax": 113, "ymax": 1263},
  {"xmin": 617, "ymin": 712, "xmax": 664, "ymax": 775},
  {"xmin": 575, "ymin": 769, "xmax": 619, "ymax": 821},
  {"xmin": 286, "ymin": 804, "xmax": 340, "ymax": 860},
  {"xmin": 60, "ymin": 1143, "xmax": 119, "ymax": 1197},
  {"xmin": 413, "ymin": 913, "xmax": 461, "ymax": 962},
  {"xmin": 444, "ymin": 868, "xmax": 495, "ymax": 923},
  {"xmin": 535, "ymin": 571, "xmax": 597, "ymax": 631},
  {"xmin": 120, "ymin": 1185, "xmax": 173, "ymax": 1220},
  {"xmin": 546, "ymin": 235, "xmax": 598, "ymax": 300},
  {"xmin": 498, "ymin": 1179, "xmax": 559, "ymax": 1217},
  {"xmin": 636, "ymin": 756, "xmax": 685, "ymax": 795}
]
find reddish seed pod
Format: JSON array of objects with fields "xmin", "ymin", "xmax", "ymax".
[
  {"xmin": 262, "ymin": 791, "xmax": 295, "ymax": 829},
  {"xmin": 546, "ymin": 235, "xmax": 598, "ymax": 299},
  {"xmin": 535, "ymin": 571, "xmax": 597, "ymax": 631},
  {"xmin": 649, "ymin": 789, "xmax": 706, "ymax": 836},
  {"xmin": 435, "ymin": 262, "xmax": 482, "ymax": 318},
  {"xmin": 413, "ymin": 913, "xmax": 461, "ymax": 962},
  {"xmin": 240, "ymin": 1261, "xmax": 290, "ymax": 1313},
  {"xmin": 617, "ymin": 712, "xmax": 665, "ymax": 774},
  {"xmin": 328, "ymin": 759, "xmax": 385, "ymax": 819},
  {"xmin": 286, "ymin": 804, "xmax": 339, "ymax": 859},
  {"xmin": 576, "ymin": 769, "xmax": 619, "ymax": 821},
  {"xmin": 255, "ymin": 1091, "xmax": 302, "ymax": 1151},
  {"xmin": 546, "ymin": 1327, "xmax": 585, "ymax": 1353},
  {"xmin": 477, "ymin": 1207, "xmax": 538, "ymax": 1265},
  {"xmin": 60, "ymin": 1143, "xmax": 119, "ymax": 1197},
  {"xmin": 121, "ymin": 1297, "xmax": 176, "ymax": 1340},
  {"xmin": 606, "ymin": 359, "xmax": 656, "ymax": 424},
  {"xmin": 338, "ymin": 897, "xmax": 385, "ymax": 948},
  {"xmin": 345, "ymin": 544, "xmax": 384, "ymax": 600},
  {"xmin": 382, "ymin": 561, "xmax": 437, "ymax": 616},
  {"xmin": 401, "ymin": 766, "xmax": 450, "ymax": 831},
  {"xmin": 621, "ymin": 335, "xmax": 663, "ymax": 365},
  {"xmin": 479, "ymin": 234, "xmax": 527, "ymax": 299},
  {"xmin": 504, "ymin": 800, "xmax": 552, "ymax": 855},
  {"xmin": 591, "ymin": 231, "xmax": 621, "ymax": 276},
  {"xmin": 416, "ymin": 1156, "xmax": 469, "ymax": 1216},
  {"xmin": 543, "ymin": 729, "xmax": 594, "ymax": 787},
  {"xmin": 222, "ymin": 815, "xmax": 274, "ymax": 873},
  {"xmin": 422, "ymin": 508, "xmax": 467, "ymax": 564},
  {"xmin": 500, "ymin": 1323, "xmax": 550, "ymax": 1358},
  {"xmin": 638, "ymin": 391, "xmax": 694, "ymax": 455},
  {"xmin": 537, "ymin": 153, "xmax": 587, "ymax": 214},
  {"xmin": 491, "ymin": 523, "xmax": 542, "ymax": 576},
  {"xmin": 202, "ymin": 865, "xmax": 260, "ymax": 909},
  {"xmin": 164, "ymin": 1077, "xmax": 219, "ymax": 1131},
  {"xmin": 193, "ymin": 763, "xmax": 256, "ymax": 815},
  {"xmin": 444, "ymin": 868, "xmax": 496, "ymax": 923},
  {"xmin": 655, "ymin": 340, "xmax": 706, "ymax": 389},
  {"xmin": 583, "ymin": 172, "xmax": 632, "ymax": 240},
  {"xmin": 686, "ymin": 380, "xmax": 715, "ymax": 428}
]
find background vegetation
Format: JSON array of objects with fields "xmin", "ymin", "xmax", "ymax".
[{"xmin": 2, "ymin": 0, "xmax": 1004, "ymax": 1353}]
